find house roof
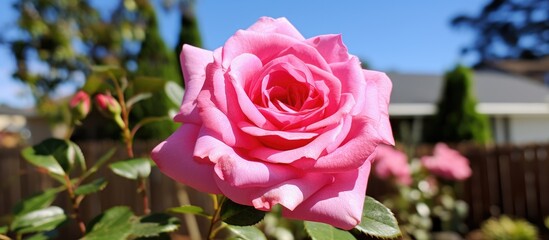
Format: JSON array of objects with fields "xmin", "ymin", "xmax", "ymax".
[
  {"xmin": 387, "ymin": 71, "xmax": 549, "ymax": 116},
  {"xmin": 0, "ymin": 105, "xmax": 37, "ymax": 117}
]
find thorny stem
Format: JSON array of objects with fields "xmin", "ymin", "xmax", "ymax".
[
  {"xmin": 64, "ymin": 175, "xmax": 86, "ymax": 235},
  {"xmin": 207, "ymin": 195, "xmax": 226, "ymax": 240},
  {"xmin": 109, "ymin": 71, "xmax": 153, "ymax": 218}
]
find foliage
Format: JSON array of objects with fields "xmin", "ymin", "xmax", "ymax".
[
  {"xmin": 4, "ymin": 0, "xmax": 192, "ymax": 139},
  {"xmin": 426, "ymin": 65, "xmax": 491, "ymax": 144},
  {"xmin": 375, "ymin": 143, "xmax": 470, "ymax": 240},
  {"xmin": 452, "ymin": 0, "xmax": 549, "ymax": 63},
  {"xmin": 130, "ymin": 1, "xmax": 182, "ymax": 139},
  {"xmin": 481, "ymin": 216, "xmax": 538, "ymax": 240}
]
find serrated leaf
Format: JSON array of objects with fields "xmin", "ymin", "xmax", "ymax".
[
  {"xmin": 165, "ymin": 81, "xmax": 184, "ymax": 107},
  {"xmin": 220, "ymin": 199, "xmax": 265, "ymax": 226},
  {"xmin": 109, "ymin": 158, "xmax": 151, "ymax": 180},
  {"xmin": 75, "ymin": 178, "xmax": 108, "ymax": 195},
  {"xmin": 21, "ymin": 138, "xmax": 84, "ymax": 175},
  {"xmin": 304, "ymin": 221, "xmax": 355, "ymax": 240},
  {"xmin": 11, "ymin": 206, "xmax": 67, "ymax": 234},
  {"xmin": 13, "ymin": 189, "xmax": 59, "ymax": 216},
  {"xmin": 130, "ymin": 213, "xmax": 180, "ymax": 238},
  {"xmin": 227, "ymin": 225, "xmax": 267, "ymax": 240},
  {"xmin": 354, "ymin": 196, "xmax": 401, "ymax": 239},
  {"xmin": 83, "ymin": 206, "xmax": 134, "ymax": 240},
  {"xmin": 169, "ymin": 205, "xmax": 209, "ymax": 218}
]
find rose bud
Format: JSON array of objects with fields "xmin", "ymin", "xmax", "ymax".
[
  {"xmin": 69, "ymin": 90, "xmax": 91, "ymax": 123},
  {"xmin": 95, "ymin": 93, "xmax": 124, "ymax": 128}
]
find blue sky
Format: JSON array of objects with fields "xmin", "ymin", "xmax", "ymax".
[{"xmin": 0, "ymin": 0, "xmax": 487, "ymax": 108}]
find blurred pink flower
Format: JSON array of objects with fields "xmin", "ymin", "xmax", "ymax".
[
  {"xmin": 421, "ymin": 143, "xmax": 472, "ymax": 181},
  {"xmin": 374, "ymin": 145, "xmax": 412, "ymax": 185},
  {"xmin": 69, "ymin": 90, "xmax": 90, "ymax": 121},
  {"xmin": 94, "ymin": 93, "xmax": 121, "ymax": 115}
]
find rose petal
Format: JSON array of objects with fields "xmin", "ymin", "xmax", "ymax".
[
  {"xmin": 196, "ymin": 90, "xmax": 259, "ymax": 148},
  {"xmin": 306, "ymin": 34, "xmax": 351, "ymax": 63},
  {"xmin": 247, "ymin": 17, "xmax": 305, "ymax": 40},
  {"xmin": 174, "ymin": 45, "xmax": 214, "ymax": 124},
  {"xmin": 362, "ymin": 70, "xmax": 394, "ymax": 145},
  {"xmin": 252, "ymin": 173, "xmax": 333, "ymax": 211},
  {"xmin": 330, "ymin": 57, "xmax": 366, "ymax": 116},
  {"xmin": 306, "ymin": 117, "xmax": 380, "ymax": 172},
  {"xmin": 282, "ymin": 162, "xmax": 371, "ymax": 230},
  {"xmin": 275, "ymin": 42, "xmax": 331, "ymax": 71},
  {"xmin": 151, "ymin": 124, "xmax": 221, "ymax": 194},
  {"xmin": 221, "ymin": 30, "xmax": 301, "ymax": 68},
  {"xmin": 238, "ymin": 121, "xmax": 318, "ymax": 150},
  {"xmin": 214, "ymin": 154, "xmax": 300, "ymax": 188}
]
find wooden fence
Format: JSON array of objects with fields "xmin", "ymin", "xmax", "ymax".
[{"xmin": 2, "ymin": 141, "xmax": 549, "ymax": 237}]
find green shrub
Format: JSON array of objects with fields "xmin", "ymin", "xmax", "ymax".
[{"xmin": 481, "ymin": 216, "xmax": 538, "ymax": 240}]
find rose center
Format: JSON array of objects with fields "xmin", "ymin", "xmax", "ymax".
[{"xmin": 266, "ymin": 71, "xmax": 311, "ymax": 112}]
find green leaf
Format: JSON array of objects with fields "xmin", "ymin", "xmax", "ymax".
[
  {"xmin": 109, "ymin": 158, "xmax": 152, "ymax": 180},
  {"xmin": 75, "ymin": 178, "xmax": 108, "ymax": 195},
  {"xmin": 13, "ymin": 189, "xmax": 60, "ymax": 216},
  {"xmin": 109, "ymin": 158, "xmax": 151, "ymax": 180},
  {"xmin": 354, "ymin": 196, "xmax": 401, "ymax": 239},
  {"xmin": 11, "ymin": 206, "xmax": 67, "ymax": 234},
  {"xmin": 227, "ymin": 225, "xmax": 267, "ymax": 240},
  {"xmin": 0, "ymin": 225, "xmax": 7, "ymax": 234},
  {"xmin": 169, "ymin": 205, "xmax": 209, "ymax": 218},
  {"xmin": 68, "ymin": 141, "xmax": 86, "ymax": 172},
  {"xmin": 21, "ymin": 148, "xmax": 64, "ymax": 176},
  {"xmin": 84, "ymin": 206, "xmax": 134, "ymax": 240},
  {"xmin": 126, "ymin": 92, "xmax": 152, "ymax": 110},
  {"xmin": 21, "ymin": 138, "xmax": 84, "ymax": 175},
  {"xmin": 165, "ymin": 81, "xmax": 184, "ymax": 107},
  {"xmin": 220, "ymin": 199, "xmax": 265, "ymax": 226},
  {"xmin": 81, "ymin": 148, "xmax": 116, "ymax": 182},
  {"xmin": 304, "ymin": 221, "xmax": 355, "ymax": 240},
  {"xmin": 130, "ymin": 213, "xmax": 180, "ymax": 238}
]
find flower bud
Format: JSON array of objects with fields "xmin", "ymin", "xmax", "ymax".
[
  {"xmin": 69, "ymin": 90, "xmax": 90, "ymax": 123},
  {"xmin": 95, "ymin": 93, "xmax": 124, "ymax": 128}
]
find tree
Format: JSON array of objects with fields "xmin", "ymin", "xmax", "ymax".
[
  {"xmin": 452, "ymin": 0, "xmax": 549, "ymax": 65},
  {"xmin": 4, "ymin": 0, "xmax": 192, "ymax": 139},
  {"xmin": 130, "ymin": 0, "xmax": 181, "ymax": 139},
  {"xmin": 425, "ymin": 65, "xmax": 492, "ymax": 144}
]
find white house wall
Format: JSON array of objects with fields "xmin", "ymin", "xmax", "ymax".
[{"xmin": 509, "ymin": 115, "xmax": 549, "ymax": 144}]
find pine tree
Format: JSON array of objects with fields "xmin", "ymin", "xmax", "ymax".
[
  {"xmin": 131, "ymin": 1, "xmax": 182, "ymax": 139},
  {"xmin": 426, "ymin": 65, "xmax": 492, "ymax": 144}
]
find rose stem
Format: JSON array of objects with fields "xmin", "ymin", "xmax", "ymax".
[
  {"xmin": 207, "ymin": 195, "xmax": 225, "ymax": 240},
  {"xmin": 64, "ymin": 175, "xmax": 86, "ymax": 235}
]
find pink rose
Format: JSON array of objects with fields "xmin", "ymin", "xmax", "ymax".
[
  {"xmin": 374, "ymin": 145, "xmax": 412, "ymax": 186},
  {"xmin": 421, "ymin": 143, "xmax": 472, "ymax": 181},
  {"xmin": 152, "ymin": 17, "xmax": 394, "ymax": 229}
]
